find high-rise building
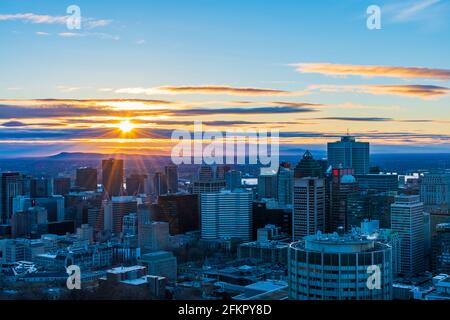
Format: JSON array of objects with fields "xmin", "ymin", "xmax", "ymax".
[
  {"xmin": 327, "ymin": 136, "xmax": 370, "ymax": 175},
  {"xmin": 76, "ymin": 167, "xmax": 98, "ymax": 191},
  {"xmin": 294, "ymin": 151, "xmax": 324, "ymax": 178},
  {"xmin": 293, "ymin": 177, "xmax": 325, "ymax": 241},
  {"xmin": 420, "ymin": 172, "xmax": 450, "ymax": 207},
  {"xmin": 102, "ymin": 159, "xmax": 124, "ymax": 197},
  {"xmin": 433, "ymin": 223, "xmax": 450, "ymax": 274},
  {"xmin": 288, "ymin": 233, "xmax": 393, "ymax": 300},
  {"xmin": 0, "ymin": 172, "xmax": 25, "ymax": 224},
  {"xmin": 53, "ymin": 177, "xmax": 71, "ymax": 196},
  {"xmin": 277, "ymin": 165, "xmax": 293, "ymax": 206},
  {"xmin": 104, "ymin": 196, "xmax": 138, "ymax": 234},
  {"xmin": 153, "ymin": 194, "xmax": 199, "ymax": 235},
  {"xmin": 13, "ymin": 195, "xmax": 64, "ymax": 222},
  {"xmin": 200, "ymin": 189, "xmax": 253, "ymax": 241},
  {"xmin": 30, "ymin": 178, "xmax": 51, "ymax": 198},
  {"xmin": 252, "ymin": 199, "xmax": 292, "ymax": 240},
  {"xmin": 225, "ymin": 170, "xmax": 242, "ymax": 191},
  {"xmin": 153, "ymin": 172, "xmax": 168, "ymax": 196},
  {"xmin": 198, "ymin": 165, "xmax": 214, "ymax": 181},
  {"xmin": 328, "ymin": 168, "xmax": 358, "ymax": 233},
  {"xmin": 216, "ymin": 165, "xmax": 231, "ymax": 180},
  {"xmin": 257, "ymin": 172, "xmax": 278, "ymax": 199},
  {"xmin": 165, "ymin": 165, "xmax": 179, "ymax": 193},
  {"xmin": 356, "ymin": 174, "xmax": 398, "ymax": 193},
  {"xmin": 11, "ymin": 206, "xmax": 47, "ymax": 238},
  {"xmin": 138, "ymin": 221, "xmax": 170, "ymax": 254},
  {"xmin": 126, "ymin": 174, "xmax": 147, "ymax": 195},
  {"xmin": 346, "ymin": 190, "xmax": 396, "ymax": 230},
  {"xmin": 391, "ymin": 195, "xmax": 425, "ymax": 275}
]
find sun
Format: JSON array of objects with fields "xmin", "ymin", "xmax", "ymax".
[{"xmin": 118, "ymin": 120, "xmax": 135, "ymax": 133}]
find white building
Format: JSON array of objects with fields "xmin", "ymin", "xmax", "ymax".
[
  {"xmin": 293, "ymin": 177, "xmax": 325, "ymax": 241},
  {"xmin": 201, "ymin": 189, "xmax": 252, "ymax": 241},
  {"xmin": 288, "ymin": 232, "xmax": 393, "ymax": 300}
]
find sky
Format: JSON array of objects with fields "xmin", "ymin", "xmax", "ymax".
[{"xmin": 0, "ymin": 0, "xmax": 449, "ymax": 158}]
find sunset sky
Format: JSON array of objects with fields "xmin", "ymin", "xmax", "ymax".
[{"xmin": 1, "ymin": 0, "xmax": 450, "ymax": 157}]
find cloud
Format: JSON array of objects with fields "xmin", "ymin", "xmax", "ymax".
[
  {"xmin": 292, "ymin": 63, "xmax": 450, "ymax": 80},
  {"xmin": 386, "ymin": 0, "xmax": 442, "ymax": 22},
  {"xmin": 310, "ymin": 84, "xmax": 450, "ymax": 98},
  {"xmin": 116, "ymin": 85, "xmax": 306, "ymax": 96},
  {"xmin": 35, "ymin": 31, "xmax": 50, "ymax": 36},
  {"xmin": 0, "ymin": 13, "xmax": 111, "ymax": 29},
  {"xmin": 136, "ymin": 39, "xmax": 146, "ymax": 45},
  {"xmin": 314, "ymin": 117, "xmax": 393, "ymax": 122}
]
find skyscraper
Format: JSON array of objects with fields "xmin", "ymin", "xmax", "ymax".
[
  {"xmin": 420, "ymin": 172, "xmax": 450, "ymax": 208},
  {"xmin": 277, "ymin": 164, "xmax": 293, "ymax": 206},
  {"xmin": 192, "ymin": 165, "xmax": 225, "ymax": 195},
  {"xmin": 257, "ymin": 172, "xmax": 278, "ymax": 199},
  {"xmin": 126, "ymin": 174, "xmax": 147, "ymax": 195},
  {"xmin": 76, "ymin": 167, "xmax": 98, "ymax": 191},
  {"xmin": 102, "ymin": 159, "xmax": 124, "ymax": 197},
  {"xmin": 104, "ymin": 196, "xmax": 138, "ymax": 234},
  {"xmin": 164, "ymin": 165, "xmax": 179, "ymax": 193},
  {"xmin": 391, "ymin": 195, "xmax": 425, "ymax": 275},
  {"xmin": 153, "ymin": 172, "xmax": 168, "ymax": 196},
  {"xmin": 0, "ymin": 172, "xmax": 25, "ymax": 224},
  {"xmin": 30, "ymin": 178, "xmax": 51, "ymax": 198},
  {"xmin": 200, "ymin": 189, "xmax": 253, "ymax": 241},
  {"xmin": 293, "ymin": 177, "xmax": 325, "ymax": 240},
  {"xmin": 327, "ymin": 136, "xmax": 370, "ymax": 175},
  {"xmin": 294, "ymin": 150, "xmax": 324, "ymax": 178},
  {"xmin": 225, "ymin": 170, "xmax": 242, "ymax": 191},
  {"xmin": 53, "ymin": 177, "xmax": 71, "ymax": 196},
  {"xmin": 154, "ymin": 194, "xmax": 199, "ymax": 235},
  {"xmin": 328, "ymin": 168, "xmax": 358, "ymax": 233}
]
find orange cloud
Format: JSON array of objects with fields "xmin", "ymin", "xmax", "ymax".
[{"xmin": 293, "ymin": 63, "xmax": 450, "ymax": 80}]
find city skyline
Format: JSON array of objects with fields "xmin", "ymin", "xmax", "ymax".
[{"xmin": 0, "ymin": 0, "xmax": 450, "ymax": 157}]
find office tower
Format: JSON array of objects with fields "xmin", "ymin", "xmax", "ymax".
[
  {"xmin": 164, "ymin": 165, "xmax": 179, "ymax": 193},
  {"xmin": 192, "ymin": 167, "xmax": 226, "ymax": 194},
  {"xmin": 216, "ymin": 165, "xmax": 231, "ymax": 180},
  {"xmin": 138, "ymin": 221, "xmax": 170, "ymax": 254},
  {"xmin": 420, "ymin": 172, "xmax": 450, "ymax": 207},
  {"xmin": 53, "ymin": 177, "xmax": 71, "ymax": 196},
  {"xmin": 200, "ymin": 189, "xmax": 253, "ymax": 241},
  {"xmin": 0, "ymin": 172, "xmax": 25, "ymax": 224},
  {"xmin": 30, "ymin": 178, "xmax": 50, "ymax": 198},
  {"xmin": 76, "ymin": 224, "xmax": 94, "ymax": 244},
  {"xmin": 277, "ymin": 165, "xmax": 293, "ymax": 206},
  {"xmin": 433, "ymin": 223, "xmax": 450, "ymax": 274},
  {"xmin": 153, "ymin": 194, "xmax": 199, "ymax": 235},
  {"xmin": 346, "ymin": 190, "xmax": 396, "ymax": 230},
  {"xmin": 356, "ymin": 174, "xmax": 398, "ymax": 193},
  {"xmin": 288, "ymin": 233, "xmax": 393, "ymax": 300},
  {"xmin": 293, "ymin": 177, "xmax": 325, "ymax": 240},
  {"xmin": 105, "ymin": 196, "xmax": 138, "ymax": 234},
  {"xmin": 294, "ymin": 150, "xmax": 324, "ymax": 178},
  {"xmin": 198, "ymin": 165, "xmax": 214, "ymax": 181},
  {"xmin": 225, "ymin": 170, "xmax": 242, "ymax": 191},
  {"xmin": 126, "ymin": 174, "xmax": 147, "ymax": 195},
  {"xmin": 327, "ymin": 135, "xmax": 370, "ymax": 175},
  {"xmin": 102, "ymin": 159, "xmax": 124, "ymax": 197},
  {"xmin": 153, "ymin": 172, "xmax": 168, "ymax": 196},
  {"xmin": 252, "ymin": 199, "xmax": 292, "ymax": 240},
  {"xmin": 257, "ymin": 172, "xmax": 278, "ymax": 199},
  {"xmin": 88, "ymin": 205, "xmax": 103, "ymax": 234},
  {"xmin": 76, "ymin": 167, "xmax": 98, "ymax": 191},
  {"xmin": 122, "ymin": 213, "xmax": 138, "ymax": 236},
  {"xmin": 13, "ymin": 195, "xmax": 64, "ymax": 222},
  {"xmin": 328, "ymin": 168, "xmax": 358, "ymax": 233},
  {"xmin": 11, "ymin": 206, "xmax": 47, "ymax": 238},
  {"xmin": 391, "ymin": 195, "xmax": 425, "ymax": 275}
]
